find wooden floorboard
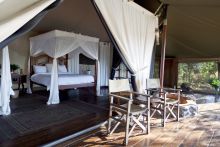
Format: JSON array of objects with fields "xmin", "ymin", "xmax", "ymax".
[
  {"xmin": 59, "ymin": 103, "xmax": 220, "ymax": 147},
  {"xmin": 0, "ymin": 88, "xmax": 109, "ymax": 147}
]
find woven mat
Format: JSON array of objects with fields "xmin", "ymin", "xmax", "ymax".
[{"xmin": 3, "ymin": 103, "xmax": 88, "ymax": 135}]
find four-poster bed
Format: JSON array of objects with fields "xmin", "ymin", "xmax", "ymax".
[
  {"xmin": 29, "ymin": 54, "xmax": 97, "ymax": 91},
  {"xmin": 27, "ymin": 30, "xmax": 101, "ymax": 105}
]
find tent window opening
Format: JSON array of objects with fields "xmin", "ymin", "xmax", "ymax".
[
  {"xmin": 114, "ymin": 63, "xmax": 131, "ymax": 81},
  {"xmin": 79, "ymin": 54, "xmax": 96, "ymax": 75},
  {"xmin": 177, "ymin": 61, "xmax": 218, "ymax": 92},
  {"xmin": 153, "ymin": 61, "xmax": 160, "ymax": 79}
]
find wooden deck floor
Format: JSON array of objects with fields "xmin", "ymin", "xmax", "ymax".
[
  {"xmin": 57, "ymin": 103, "xmax": 220, "ymax": 147},
  {"xmin": 0, "ymin": 88, "xmax": 109, "ymax": 146}
]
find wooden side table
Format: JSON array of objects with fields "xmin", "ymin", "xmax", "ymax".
[
  {"xmin": 11, "ymin": 73, "xmax": 27, "ymax": 92},
  {"xmin": 11, "ymin": 73, "xmax": 20, "ymax": 90},
  {"xmin": 19, "ymin": 75, "xmax": 27, "ymax": 93}
]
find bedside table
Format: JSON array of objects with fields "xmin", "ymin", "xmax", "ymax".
[
  {"xmin": 11, "ymin": 73, "xmax": 20, "ymax": 90},
  {"xmin": 19, "ymin": 75, "xmax": 27, "ymax": 93},
  {"xmin": 11, "ymin": 73, "xmax": 27, "ymax": 92}
]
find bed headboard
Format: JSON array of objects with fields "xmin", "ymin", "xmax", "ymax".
[{"xmin": 30, "ymin": 54, "xmax": 68, "ymax": 75}]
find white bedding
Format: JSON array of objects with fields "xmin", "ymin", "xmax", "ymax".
[{"xmin": 31, "ymin": 73, "xmax": 94, "ymax": 89}]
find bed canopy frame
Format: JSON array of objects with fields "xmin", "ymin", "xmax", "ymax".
[{"xmin": 28, "ymin": 30, "xmax": 100, "ymax": 105}]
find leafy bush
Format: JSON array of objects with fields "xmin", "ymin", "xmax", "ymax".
[{"xmin": 209, "ymin": 78, "xmax": 220, "ymax": 90}]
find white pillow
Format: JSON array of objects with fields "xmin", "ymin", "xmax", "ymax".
[
  {"xmin": 33, "ymin": 65, "xmax": 47, "ymax": 74},
  {"xmin": 46, "ymin": 64, "xmax": 53, "ymax": 73},
  {"xmin": 58, "ymin": 65, "xmax": 67, "ymax": 72}
]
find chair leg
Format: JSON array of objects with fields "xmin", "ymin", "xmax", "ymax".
[
  {"xmin": 107, "ymin": 117, "xmax": 112, "ymax": 134},
  {"xmin": 166, "ymin": 105, "xmax": 176, "ymax": 120},
  {"xmin": 124, "ymin": 114, "xmax": 130, "ymax": 146},
  {"xmin": 110, "ymin": 115, "xmax": 124, "ymax": 135},
  {"xmin": 177, "ymin": 103, "xmax": 180, "ymax": 121},
  {"xmin": 108, "ymin": 97, "xmax": 113, "ymax": 134},
  {"xmin": 151, "ymin": 103, "xmax": 162, "ymax": 118},
  {"xmin": 147, "ymin": 98, "xmax": 150, "ymax": 134},
  {"xmin": 147, "ymin": 109, "xmax": 150, "ymax": 134},
  {"xmin": 128, "ymin": 115, "xmax": 143, "ymax": 136},
  {"xmin": 163, "ymin": 104, "xmax": 166, "ymax": 127}
]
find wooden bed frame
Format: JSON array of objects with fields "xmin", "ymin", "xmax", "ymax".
[{"xmin": 30, "ymin": 54, "xmax": 97, "ymax": 92}]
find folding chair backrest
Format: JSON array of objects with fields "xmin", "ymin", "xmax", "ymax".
[
  {"xmin": 109, "ymin": 79, "xmax": 130, "ymax": 93},
  {"xmin": 146, "ymin": 78, "xmax": 160, "ymax": 89}
]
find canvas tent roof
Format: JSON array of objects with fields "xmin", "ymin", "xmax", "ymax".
[
  {"xmin": 161, "ymin": 0, "xmax": 220, "ymax": 58},
  {"xmin": 30, "ymin": 30, "xmax": 99, "ymax": 58},
  {"xmin": 32, "ymin": 0, "xmax": 220, "ymax": 58}
]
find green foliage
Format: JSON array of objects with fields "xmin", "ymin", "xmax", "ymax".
[
  {"xmin": 178, "ymin": 61, "xmax": 218, "ymax": 91},
  {"xmin": 10, "ymin": 64, "xmax": 20, "ymax": 71},
  {"xmin": 209, "ymin": 78, "xmax": 220, "ymax": 89}
]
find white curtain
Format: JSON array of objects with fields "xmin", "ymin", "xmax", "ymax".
[
  {"xmin": 68, "ymin": 49, "xmax": 80, "ymax": 74},
  {"xmin": 0, "ymin": 0, "xmax": 56, "ymax": 43},
  {"xmin": 0, "ymin": 46, "xmax": 14, "ymax": 115},
  {"xmin": 94, "ymin": 0, "xmax": 159, "ymax": 92},
  {"xmin": 99, "ymin": 42, "xmax": 111, "ymax": 86},
  {"xmin": 29, "ymin": 30, "xmax": 100, "ymax": 104},
  {"xmin": 47, "ymin": 58, "xmax": 59, "ymax": 104}
]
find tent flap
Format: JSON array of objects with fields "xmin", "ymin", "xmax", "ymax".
[{"xmin": 94, "ymin": 0, "xmax": 158, "ymax": 92}]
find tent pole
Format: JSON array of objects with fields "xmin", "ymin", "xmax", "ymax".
[
  {"xmin": 154, "ymin": 2, "xmax": 164, "ymax": 15},
  {"xmin": 159, "ymin": 5, "xmax": 168, "ymax": 89}
]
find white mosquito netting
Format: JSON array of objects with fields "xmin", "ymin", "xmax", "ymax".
[
  {"xmin": 28, "ymin": 30, "xmax": 100, "ymax": 105},
  {"xmin": 0, "ymin": 46, "xmax": 14, "ymax": 115}
]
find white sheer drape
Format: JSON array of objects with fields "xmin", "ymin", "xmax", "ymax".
[
  {"xmin": 47, "ymin": 58, "xmax": 59, "ymax": 104},
  {"xmin": 68, "ymin": 49, "xmax": 81, "ymax": 74},
  {"xmin": 0, "ymin": 46, "xmax": 14, "ymax": 115},
  {"xmin": 99, "ymin": 42, "xmax": 111, "ymax": 86},
  {"xmin": 29, "ymin": 30, "xmax": 100, "ymax": 104},
  {"xmin": 94, "ymin": 0, "xmax": 158, "ymax": 92},
  {"xmin": 0, "ymin": 0, "xmax": 56, "ymax": 112},
  {"xmin": 0, "ymin": 0, "xmax": 55, "ymax": 43}
]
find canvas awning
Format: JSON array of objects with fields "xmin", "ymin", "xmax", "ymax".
[
  {"xmin": 0, "ymin": 0, "xmax": 61, "ymax": 115},
  {"xmin": 161, "ymin": 0, "xmax": 220, "ymax": 57},
  {"xmin": 93, "ymin": 0, "xmax": 159, "ymax": 92}
]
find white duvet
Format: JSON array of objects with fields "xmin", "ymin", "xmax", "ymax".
[{"xmin": 31, "ymin": 73, "xmax": 94, "ymax": 89}]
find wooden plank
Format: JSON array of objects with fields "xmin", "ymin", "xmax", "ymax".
[{"xmin": 0, "ymin": 90, "xmax": 109, "ymax": 146}]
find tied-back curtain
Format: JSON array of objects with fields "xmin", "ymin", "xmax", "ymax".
[
  {"xmin": 47, "ymin": 58, "xmax": 59, "ymax": 104},
  {"xmin": 29, "ymin": 30, "xmax": 100, "ymax": 104},
  {"xmin": 0, "ymin": 46, "xmax": 14, "ymax": 115},
  {"xmin": 94, "ymin": 0, "xmax": 159, "ymax": 92},
  {"xmin": 68, "ymin": 48, "xmax": 81, "ymax": 74},
  {"xmin": 99, "ymin": 42, "xmax": 111, "ymax": 86},
  {"xmin": 110, "ymin": 48, "xmax": 122, "ymax": 79}
]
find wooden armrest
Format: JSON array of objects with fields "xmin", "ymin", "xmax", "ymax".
[
  {"xmin": 146, "ymin": 88, "xmax": 159, "ymax": 92},
  {"xmin": 109, "ymin": 93, "xmax": 132, "ymax": 102},
  {"xmin": 150, "ymin": 96, "xmax": 164, "ymax": 100},
  {"xmin": 163, "ymin": 88, "xmax": 182, "ymax": 93},
  {"xmin": 128, "ymin": 91, "xmax": 150, "ymax": 97}
]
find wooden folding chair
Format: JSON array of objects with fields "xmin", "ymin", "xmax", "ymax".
[
  {"xmin": 108, "ymin": 79, "xmax": 150, "ymax": 145},
  {"xmin": 146, "ymin": 78, "xmax": 180, "ymax": 127}
]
